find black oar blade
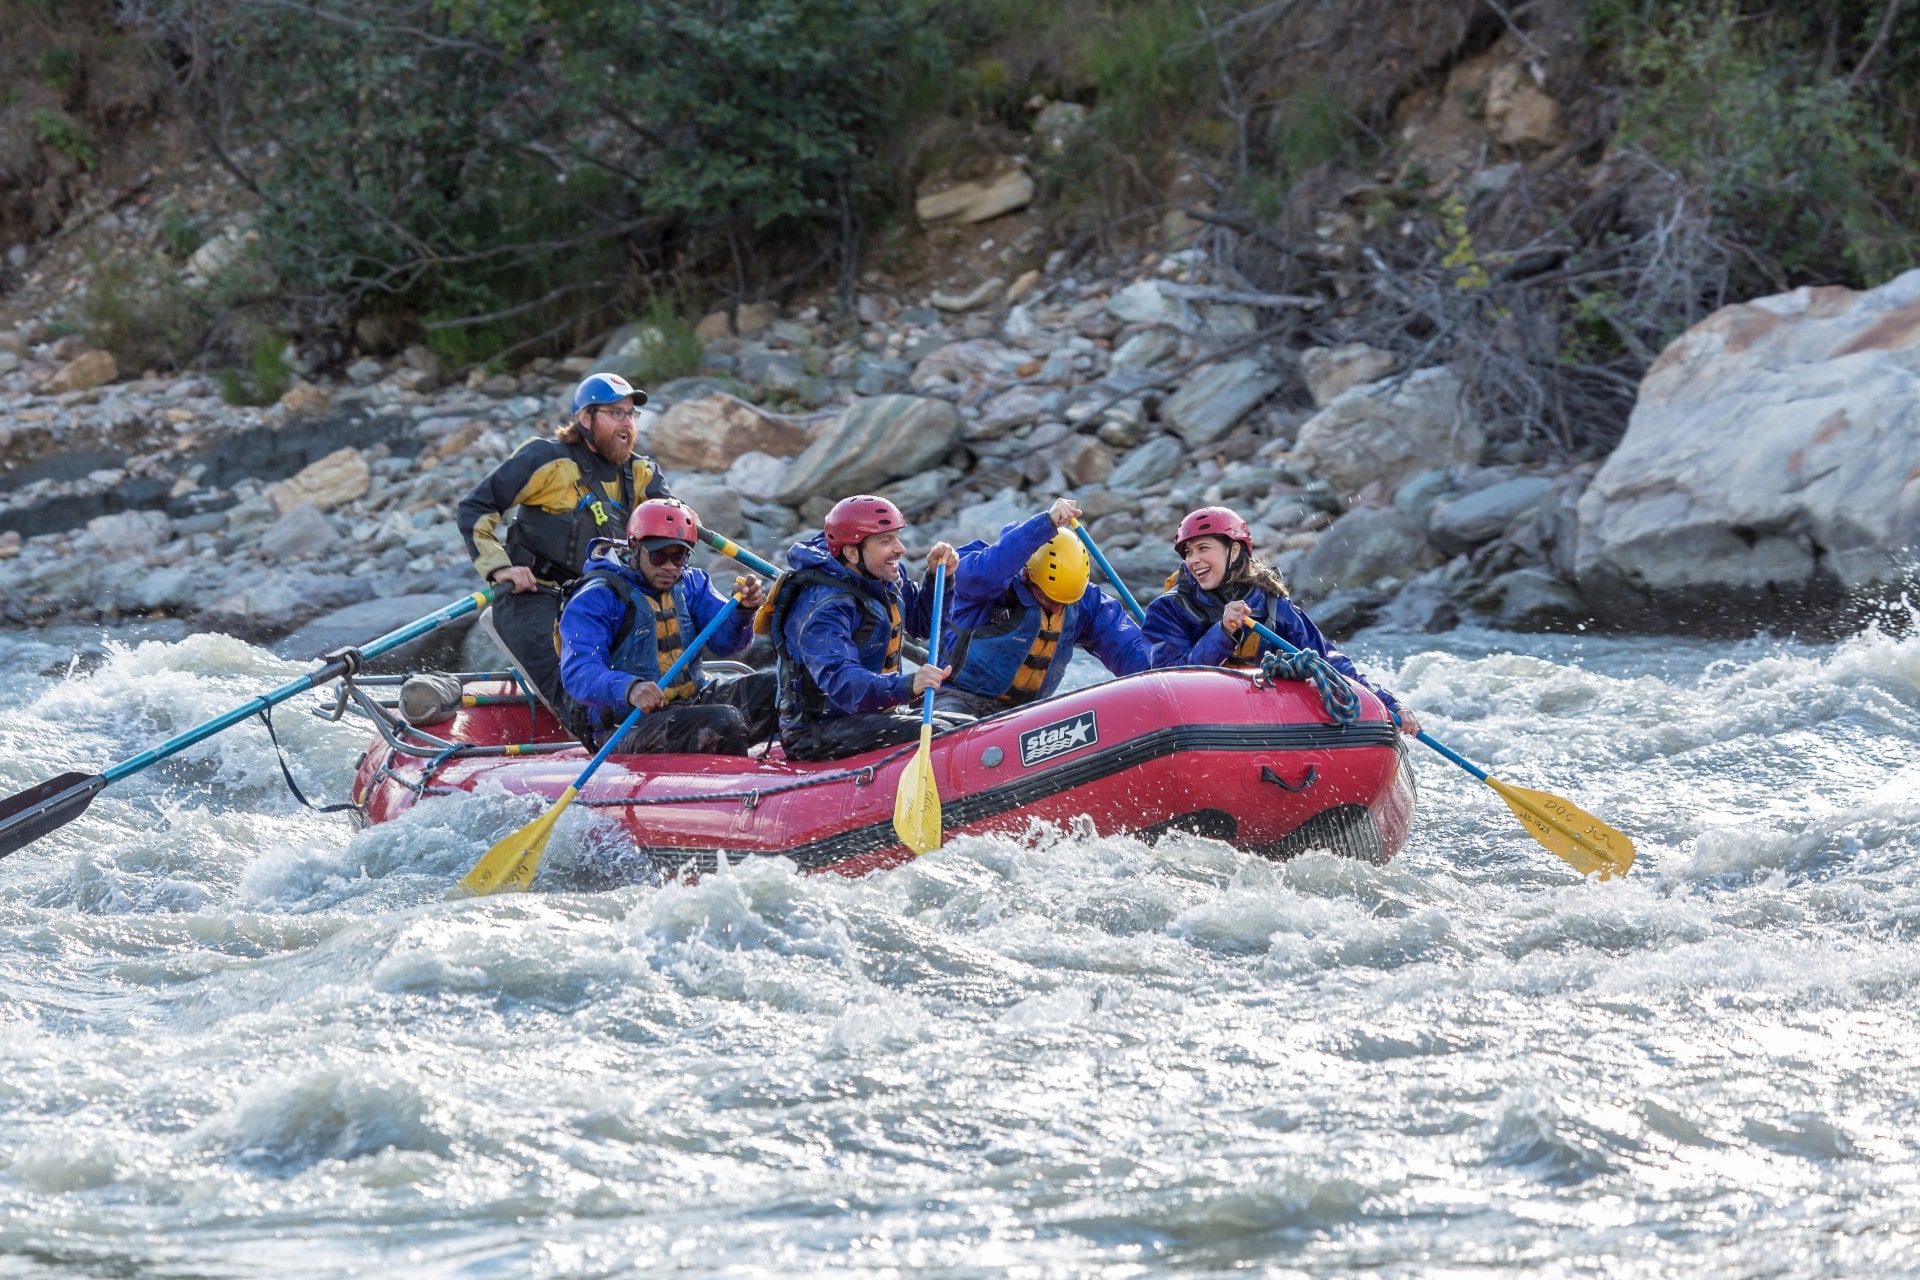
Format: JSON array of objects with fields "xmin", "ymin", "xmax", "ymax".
[{"xmin": 0, "ymin": 771, "xmax": 108, "ymax": 859}]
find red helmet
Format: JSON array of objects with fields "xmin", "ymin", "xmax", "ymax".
[
  {"xmin": 1174, "ymin": 506, "xmax": 1252, "ymax": 555},
  {"xmin": 628, "ymin": 498, "xmax": 698, "ymax": 546},
  {"xmin": 824, "ymin": 495, "xmax": 906, "ymax": 554}
]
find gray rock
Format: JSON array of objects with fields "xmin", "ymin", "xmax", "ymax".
[
  {"xmin": 86, "ymin": 509, "xmax": 173, "ymax": 560},
  {"xmin": 971, "ymin": 386, "xmax": 1064, "ymax": 440},
  {"xmin": 725, "ymin": 451, "xmax": 793, "ymax": 503},
  {"xmin": 739, "ymin": 349, "xmax": 807, "ymax": 392},
  {"xmin": 1162, "ymin": 360, "xmax": 1283, "ymax": 447},
  {"xmin": 668, "ymin": 473, "xmax": 744, "ymax": 539},
  {"xmin": 1290, "ymin": 507, "xmax": 1439, "ymax": 604},
  {"xmin": 1391, "ymin": 470, "xmax": 1456, "ymax": 523},
  {"xmin": 1077, "ymin": 488, "xmax": 1141, "ymax": 521},
  {"xmin": 776, "ymin": 396, "xmax": 966, "ymax": 504},
  {"xmin": 1299, "ymin": 343, "xmax": 1396, "ymax": 408},
  {"xmin": 1575, "ymin": 269, "xmax": 1920, "ymax": 625},
  {"xmin": 649, "ymin": 375, "xmax": 739, "ymax": 406},
  {"xmin": 1292, "ymin": 368, "xmax": 1485, "ymax": 498},
  {"xmin": 272, "ymin": 593, "xmax": 479, "ymax": 670},
  {"xmin": 1301, "ymin": 587, "xmax": 1388, "ymax": 640},
  {"xmin": 257, "ymin": 503, "xmax": 342, "ymax": 561},
  {"xmin": 172, "ymin": 512, "xmax": 230, "ymax": 537},
  {"xmin": 950, "ymin": 489, "xmax": 1034, "ymax": 546},
  {"xmin": 879, "ymin": 466, "xmax": 963, "ymax": 517},
  {"xmin": 1111, "ymin": 328, "xmax": 1178, "ymax": 370},
  {"xmin": 121, "ymin": 566, "xmax": 196, "ymax": 613},
  {"xmin": 1105, "ymin": 281, "xmax": 1257, "ymax": 339},
  {"xmin": 1470, "ymin": 568, "xmax": 1585, "ymax": 631},
  {"xmin": 1427, "ymin": 475, "xmax": 1554, "ymax": 552},
  {"xmin": 194, "ymin": 572, "xmax": 375, "ymax": 642},
  {"xmin": 1107, "ymin": 436, "xmax": 1184, "ymax": 492}
]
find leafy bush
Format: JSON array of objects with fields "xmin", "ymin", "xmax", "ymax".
[
  {"xmin": 79, "ymin": 254, "xmax": 209, "ymax": 371},
  {"xmin": 216, "ymin": 332, "xmax": 294, "ymax": 406},
  {"xmin": 31, "ymin": 107, "xmax": 95, "ymax": 168},
  {"xmin": 1595, "ymin": 1, "xmax": 1920, "ymax": 286}
]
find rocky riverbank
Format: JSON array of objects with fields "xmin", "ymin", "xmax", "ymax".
[{"xmin": 5, "ymin": 250, "xmax": 1918, "ymax": 658}]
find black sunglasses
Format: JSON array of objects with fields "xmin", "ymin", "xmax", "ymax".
[{"xmin": 644, "ymin": 545, "xmax": 688, "ymax": 567}]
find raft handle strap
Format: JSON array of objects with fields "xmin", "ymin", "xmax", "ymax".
[
  {"xmin": 257, "ymin": 705, "xmax": 360, "ymax": 814},
  {"xmin": 1259, "ymin": 763, "xmax": 1318, "ymax": 793}
]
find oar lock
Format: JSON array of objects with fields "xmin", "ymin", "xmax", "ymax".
[{"xmin": 322, "ymin": 645, "xmax": 368, "ymax": 677}]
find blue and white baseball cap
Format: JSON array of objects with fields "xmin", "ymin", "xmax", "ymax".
[{"xmin": 572, "ymin": 372, "xmax": 649, "ymax": 413}]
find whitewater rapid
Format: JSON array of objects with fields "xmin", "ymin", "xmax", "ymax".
[{"xmin": 2, "ymin": 618, "xmax": 1918, "ymax": 1276}]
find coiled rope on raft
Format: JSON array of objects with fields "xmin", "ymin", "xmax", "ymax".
[{"xmin": 1261, "ymin": 649, "xmax": 1363, "ymax": 725}]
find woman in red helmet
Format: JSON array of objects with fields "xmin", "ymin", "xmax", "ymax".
[
  {"xmin": 1144, "ymin": 506, "xmax": 1420, "ymax": 733},
  {"xmin": 557, "ymin": 499, "xmax": 776, "ymax": 754},
  {"xmin": 765, "ymin": 495, "xmax": 971, "ymax": 761}
]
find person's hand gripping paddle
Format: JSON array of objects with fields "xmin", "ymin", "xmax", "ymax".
[{"xmin": 457, "ymin": 586, "xmax": 747, "ymax": 896}]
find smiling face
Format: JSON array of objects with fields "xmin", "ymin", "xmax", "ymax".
[
  {"xmin": 580, "ymin": 398, "xmax": 637, "ymax": 465},
  {"xmin": 842, "ymin": 530, "xmax": 906, "ymax": 583},
  {"xmin": 1181, "ymin": 535, "xmax": 1233, "ymax": 591}
]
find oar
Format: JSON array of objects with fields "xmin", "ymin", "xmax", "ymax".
[
  {"xmin": 696, "ymin": 525, "xmax": 781, "ymax": 579},
  {"xmin": 1246, "ymin": 615, "xmax": 1635, "ymax": 880},
  {"xmin": 456, "ymin": 589, "xmax": 746, "ymax": 896},
  {"xmin": 892, "ymin": 562, "xmax": 946, "ymax": 855},
  {"xmin": 0, "ymin": 585, "xmax": 501, "ymax": 861},
  {"xmin": 1071, "ymin": 521, "xmax": 1635, "ymax": 880}
]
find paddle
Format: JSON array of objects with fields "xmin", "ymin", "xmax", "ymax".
[
  {"xmin": 456, "ymin": 588, "xmax": 747, "ymax": 896},
  {"xmin": 1070, "ymin": 521, "xmax": 1635, "ymax": 880},
  {"xmin": 892, "ymin": 562, "xmax": 947, "ymax": 855},
  {"xmin": 0, "ymin": 585, "xmax": 501, "ymax": 862},
  {"xmin": 695, "ymin": 525, "xmax": 781, "ymax": 579},
  {"xmin": 1242, "ymin": 619, "xmax": 1634, "ymax": 878}
]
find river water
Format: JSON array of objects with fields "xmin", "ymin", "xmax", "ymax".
[{"xmin": 1, "ymin": 615, "xmax": 1917, "ymax": 1277}]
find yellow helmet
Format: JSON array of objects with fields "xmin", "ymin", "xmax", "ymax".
[{"xmin": 1025, "ymin": 530, "xmax": 1091, "ymax": 604}]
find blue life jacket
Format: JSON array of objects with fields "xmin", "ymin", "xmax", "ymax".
[
  {"xmin": 571, "ymin": 567, "xmax": 700, "ymax": 732},
  {"xmin": 768, "ymin": 569, "xmax": 902, "ymax": 729},
  {"xmin": 948, "ymin": 585, "xmax": 1082, "ymax": 704}
]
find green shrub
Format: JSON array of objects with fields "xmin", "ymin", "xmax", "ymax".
[
  {"xmin": 1082, "ymin": 2, "xmax": 1210, "ymax": 149},
  {"xmin": 1596, "ymin": 1, "xmax": 1920, "ymax": 286},
  {"xmin": 31, "ymin": 107, "xmax": 94, "ymax": 168},
  {"xmin": 217, "ymin": 332, "xmax": 294, "ymax": 405},
  {"xmin": 156, "ymin": 201, "xmax": 209, "ymax": 261},
  {"xmin": 624, "ymin": 297, "xmax": 706, "ymax": 387},
  {"xmin": 79, "ymin": 254, "xmax": 209, "ymax": 371}
]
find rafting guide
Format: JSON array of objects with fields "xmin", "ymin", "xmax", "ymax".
[{"xmin": 456, "ymin": 372, "xmax": 672, "ymax": 744}]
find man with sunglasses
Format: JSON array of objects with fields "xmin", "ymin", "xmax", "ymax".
[
  {"xmin": 559, "ymin": 499, "xmax": 777, "ymax": 755},
  {"xmin": 458, "ymin": 372, "xmax": 673, "ymax": 740}
]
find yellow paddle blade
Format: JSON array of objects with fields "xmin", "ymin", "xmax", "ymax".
[
  {"xmin": 892, "ymin": 725, "xmax": 942, "ymax": 855},
  {"xmin": 1487, "ymin": 776, "xmax": 1636, "ymax": 880},
  {"xmin": 458, "ymin": 785, "xmax": 578, "ymax": 896}
]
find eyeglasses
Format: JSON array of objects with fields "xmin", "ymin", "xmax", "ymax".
[
  {"xmin": 645, "ymin": 545, "xmax": 688, "ymax": 567},
  {"xmin": 591, "ymin": 407, "xmax": 636, "ymax": 423}
]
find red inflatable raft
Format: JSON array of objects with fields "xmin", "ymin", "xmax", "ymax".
[{"xmin": 348, "ymin": 667, "xmax": 1416, "ymax": 877}]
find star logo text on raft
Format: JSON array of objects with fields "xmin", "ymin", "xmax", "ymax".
[{"xmin": 1019, "ymin": 710, "xmax": 1099, "ymax": 768}]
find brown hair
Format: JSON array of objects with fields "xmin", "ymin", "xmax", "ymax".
[{"xmin": 554, "ymin": 413, "xmax": 585, "ymax": 445}]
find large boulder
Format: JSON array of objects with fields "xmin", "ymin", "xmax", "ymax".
[
  {"xmin": 194, "ymin": 571, "xmax": 375, "ymax": 643},
  {"xmin": 257, "ymin": 502, "xmax": 342, "ymax": 561},
  {"xmin": 1291, "ymin": 368, "xmax": 1484, "ymax": 499},
  {"xmin": 1288, "ymin": 506, "xmax": 1438, "ymax": 604},
  {"xmin": 1427, "ymin": 474, "xmax": 1554, "ymax": 553},
  {"xmin": 266, "ymin": 447, "xmax": 370, "ymax": 515},
  {"xmin": 775, "ymin": 396, "xmax": 964, "ymax": 505},
  {"xmin": 649, "ymin": 394, "xmax": 812, "ymax": 472},
  {"xmin": 666, "ymin": 473, "xmax": 743, "ymax": 540},
  {"xmin": 1161, "ymin": 360, "xmax": 1282, "ymax": 447},
  {"xmin": 1574, "ymin": 272, "xmax": 1920, "ymax": 628}
]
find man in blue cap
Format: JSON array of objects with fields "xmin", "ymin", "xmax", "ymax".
[{"xmin": 457, "ymin": 372, "xmax": 673, "ymax": 740}]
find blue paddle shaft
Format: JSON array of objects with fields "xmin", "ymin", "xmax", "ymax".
[
  {"xmin": 920, "ymin": 562, "xmax": 946, "ymax": 723},
  {"xmin": 1072, "ymin": 522, "xmax": 1147, "ymax": 624},
  {"xmin": 696, "ymin": 526, "xmax": 781, "ymax": 579},
  {"xmin": 100, "ymin": 587, "xmax": 500, "ymax": 785},
  {"xmin": 570, "ymin": 595, "xmax": 742, "ymax": 789}
]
